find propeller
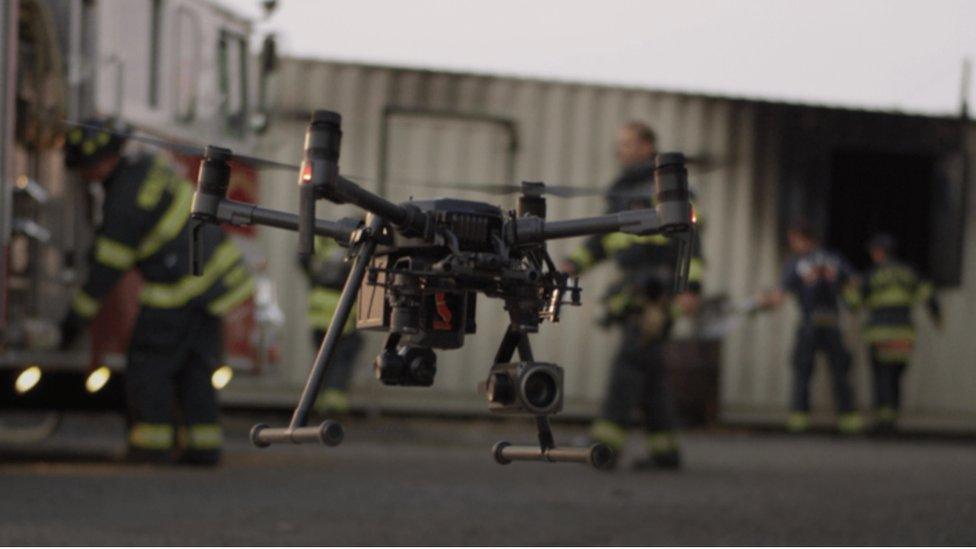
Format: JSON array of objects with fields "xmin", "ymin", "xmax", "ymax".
[
  {"xmin": 62, "ymin": 119, "xmax": 300, "ymax": 171},
  {"xmin": 387, "ymin": 154, "xmax": 729, "ymax": 200},
  {"xmin": 402, "ymin": 180, "xmax": 606, "ymax": 198}
]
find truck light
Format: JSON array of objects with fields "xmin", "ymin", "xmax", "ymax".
[
  {"xmin": 211, "ymin": 365, "xmax": 233, "ymax": 390},
  {"xmin": 85, "ymin": 366, "xmax": 112, "ymax": 394},
  {"xmin": 15, "ymin": 365, "xmax": 42, "ymax": 394}
]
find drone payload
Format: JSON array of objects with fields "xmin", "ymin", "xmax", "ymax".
[{"xmin": 187, "ymin": 109, "xmax": 696, "ymax": 469}]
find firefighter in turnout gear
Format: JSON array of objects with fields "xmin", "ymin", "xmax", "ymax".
[
  {"xmin": 59, "ymin": 118, "xmax": 255, "ymax": 465},
  {"xmin": 302, "ymin": 235, "xmax": 362, "ymax": 416},
  {"xmin": 846, "ymin": 233, "xmax": 941, "ymax": 433},
  {"xmin": 561, "ymin": 122, "xmax": 703, "ymax": 470},
  {"xmin": 757, "ymin": 221, "xmax": 862, "ymax": 435}
]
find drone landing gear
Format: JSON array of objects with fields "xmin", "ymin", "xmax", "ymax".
[
  {"xmin": 488, "ymin": 324, "xmax": 614, "ymax": 469},
  {"xmin": 492, "ymin": 417, "xmax": 614, "ymax": 469},
  {"xmin": 250, "ymin": 218, "xmax": 383, "ymax": 449}
]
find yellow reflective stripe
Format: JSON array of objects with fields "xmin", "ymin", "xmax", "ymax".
[
  {"xmin": 208, "ymin": 275, "xmax": 256, "ymax": 316},
  {"xmin": 600, "ymin": 232, "xmax": 668, "ymax": 255},
  {"xmin": 688, "ymin": 257, "xmax": 703, "ymax": 284},
  {"xmin": 838, "ymin": 412, "xmax": 865, "ymax": 434},
  {"xmin": 866, "ymin": 285, "xmax": 915, "ymax": 309},
  {"xmin": 646, "ymin": 431, "xmax": 678, "ymax": 454},
  {"xmin": 869, "ymin": 265, "xmax": 916, "ymax": 288},
  {"xmin": 916, "ymin": 281, "xmax": 934, "ymax": 303},
  {"xmin": 842, "ymin": 282, "xmax": 862, "ymax": 308},
  {"xmin": 187, "ymin": 423, "xmax": 223, "ymax": 450},
  {"xmin": 137, "ymin": 158, "xmax": 175, "ymax": 209},
  {"xmin": 315, "ymin": 389, "xmax": 350, "ymax": 414},
  {"xmin": 590, "ymin": 419, "xmax": 627, "ymax": 450},
  {"xmin": 137, "ymin": 182, "xmax": 193, "ymax": 259},
  {"xmin": 876, "ymin": 407, "xmax": 897, "ymax": 422},
  {"xmin": 786, "ymin": 412, "xmax": 810, "ymax": 432},
  {"xmin": 129, "ymin": 423, "xmax": 174, "ymax": 449},
  {"xmin": 567, "ymin": 246, "xmax": 596, "ymax": 271},
  {"xmin": 308, "ymin": 287, "xmax": 355, "ymax": 331},
  {"xmin": 140, "ymin": 241, "xmax": 242, "ymax": 308},
  {"xmin": 309, "ymin": 288, "xmax": 342, "ymax": 312},
  {"xmin": 222, "ymin": 264, "xmax": 249, "ymax": 288},
  {"xmin": 863, "ymin": 325, "xmax": 916, "ymax": 343},
  {"xmin": 606, "ymin": 292, "xmax": 631, "ymax": 315},
  {"xmin": 94, "ymin": 236, "xmax": 137, "ymax": 270},
  {"xmin": 72, "ymin": 290, "xmax": 101, "ymax": 318},
  {"xmin": 313, "ymin": 235, "xmax": 339, "ymax": 260}
]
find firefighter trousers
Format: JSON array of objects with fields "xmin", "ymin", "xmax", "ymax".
[
  {"xmin": 791, "ymin": 324, "xmax": 854, "ymax": 413},
  {"xmin": 870, "ymin": 348, "xmax": 907, "ymax": 415},
  {"xmin": 126, "ymin": 306, "xmax": 223, "ymax": 464},
  {"xmin": 598, "ymin": 325, "xmax": 677, "ymax": 435}
]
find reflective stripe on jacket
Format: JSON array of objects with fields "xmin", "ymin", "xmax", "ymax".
[
  {"xmin": 71, "ymin": 154, "xmax": 254, "ymax": 320},
  {"xmin": 305, "ymin": 236, "xmax": 355, "ymax": 333}
]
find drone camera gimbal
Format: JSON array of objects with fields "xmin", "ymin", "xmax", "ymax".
[{"xmin": 187, "ymin": 109, "xmax": 695, "ymax": 468}]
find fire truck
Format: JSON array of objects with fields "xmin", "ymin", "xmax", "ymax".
[{"xmin": 0, "ymin": 0, "xmax": 280, "ymax": 441}]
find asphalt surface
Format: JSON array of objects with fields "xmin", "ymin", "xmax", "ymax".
[{"xmin": 1, "ymin": 412, "xmax": 974, "ymax": 546}]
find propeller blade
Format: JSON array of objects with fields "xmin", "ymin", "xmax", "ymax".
[
  {"xmin": 684, "ymin": 154, "xmax": 731, "ymax": 175},
  {"xmin": 62, "ymin": 119, "xmax": 299, "ymax": 171},
  {"xmin": 390, "ymin": 179, "xmax": 607, "ymax": 198},
  {"xmin": 229, "ymin": 152, "xmax": 299, "ymax": 171}
]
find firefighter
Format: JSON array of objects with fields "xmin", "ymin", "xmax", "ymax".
[
  {"xmin": 301, "ymin": 235, "xmax": 363, "ymax": 416},
  {"xmin": 846, "ymin": 233, "xmax": 941, "ymax": 433},
  {"xmin": 757, "ymin": 221, "xmax": 863, "ymax": 434},
  {"xmin": 59, "ymin": 118, "xmax": 255, "ymax": 465},
  {"xmin": 561, "ymin": 121, "xmax": 703, "ymax": 470}
]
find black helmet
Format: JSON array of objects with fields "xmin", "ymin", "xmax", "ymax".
[
  {"xmin": 64, "ymin": 118, "xmax": 129, "ymax": 169},
  {"xmin": 867, "ymin": 232, "xmax": 897, "ymax": 253}
]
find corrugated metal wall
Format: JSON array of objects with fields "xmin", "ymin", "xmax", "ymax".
[{"xmin": 242, "ymin": 58, "xmax": 975, "ymax": 423}]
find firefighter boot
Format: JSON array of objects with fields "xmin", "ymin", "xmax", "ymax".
[
  {"xmin": 127, "ymin": 423, "xmax": 175, "ymax": 464},
  {"xmin": 314, "ymin": 388, "xmax": 351, "ymax": 417},
  {"xmin": 178, "ymin": 423, "xmax": 223, "ymax": 466},
  {"xmin": 632, "ymin": 431, "xmax": 682, "ymax": 470},
  {"xmin": 838, "ymin": 412, "xmax": 865, "ymax": 435},
  {"xmin": 786, "ymin": 411, "xmax": 811, "ymax": 433}
]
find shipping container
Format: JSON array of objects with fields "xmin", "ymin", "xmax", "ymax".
[{"xmin": 243, "ymin": 57, "xmax": 976, "ymax": 430}]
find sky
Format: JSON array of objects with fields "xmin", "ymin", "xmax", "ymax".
[{"xmin": 214, "ymin": 0, "xmax": 976, "ymax": 115}]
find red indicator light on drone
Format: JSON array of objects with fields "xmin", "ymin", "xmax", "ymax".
[{"xmin": 301, "ymin": 162, "xmax": 312, "ymax": 183}]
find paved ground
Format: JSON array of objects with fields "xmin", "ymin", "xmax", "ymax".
[{"xmin": 1, "ymin": 412, "xmax": 974, "ymax": 546}]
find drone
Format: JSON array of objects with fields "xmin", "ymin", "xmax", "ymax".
[{"xmin": 71, "ymin": 110, "xmax": 696, "ymax": 468}]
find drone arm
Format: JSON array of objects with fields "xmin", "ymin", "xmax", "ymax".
[
  {"xmin": 512, "ymin": 207, "xmax": 695, "ymax": 292},
  {"xmin": 330, "ymin": 175, "xmax": 427, "ymax": 235},
  {"xmin": 512, "ymin": 208, "xmax": 665, "ymax": 243},
  {"xmin": 214, "ymin": 198, "xmax": 358, "ymax": 245}
]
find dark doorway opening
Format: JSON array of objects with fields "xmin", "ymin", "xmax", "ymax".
[{"xmin": 826, "ymin": 151, "xmax": 936, "ymax": 275}]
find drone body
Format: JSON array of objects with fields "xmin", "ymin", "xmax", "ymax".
[{"xmin": 150, "ymin": 109, "xmax": 696, "ymax": 468}]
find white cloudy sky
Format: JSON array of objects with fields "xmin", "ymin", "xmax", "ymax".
[{"xmin": 215, "ymin": 0, "xmax": 976, "ymax": 115}]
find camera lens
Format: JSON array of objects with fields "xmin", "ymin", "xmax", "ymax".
[
  {"xmin": 399, "ymin": 346, "xmax": 437, "ymax": 386},
  {"xmin": 522, "ymin": 368, "xmax": 558, "ymax": 411}
]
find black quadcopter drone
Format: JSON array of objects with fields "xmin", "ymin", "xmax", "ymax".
[{"xmin": 73, "ymin": 110, "xmax": 696, "ymax": 469}]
